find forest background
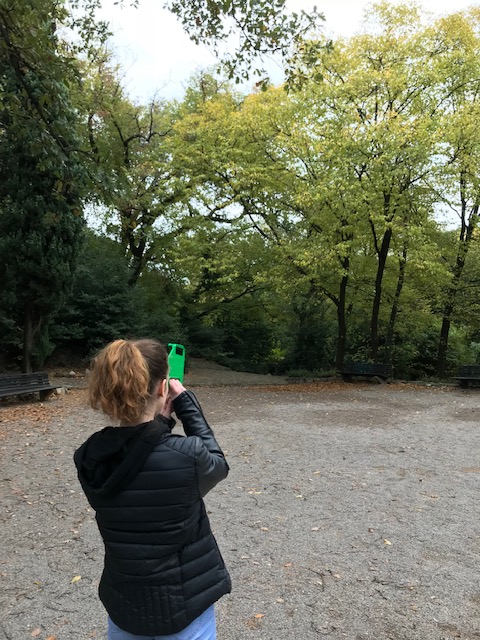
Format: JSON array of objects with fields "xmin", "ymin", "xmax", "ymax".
[{"xmin": 1, "ymin": 0, "xmax": 479, "ymax": 380}]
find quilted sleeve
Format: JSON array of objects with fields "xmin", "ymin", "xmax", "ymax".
[{"xmin": 172, "ymin": 390, "xmax": 229, "ymax": 497}]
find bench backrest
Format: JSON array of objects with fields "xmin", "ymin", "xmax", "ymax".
[
  {"xmin": 457, "ymin": 365, "xmax": 480, "ymax": 377},
  {"xmin": 342, "ymin": 363, "xmax": 392, "ymax": 376},
  {"xmin": 0, "ymin": 371, "xmax": 51, "ymax": 389}
]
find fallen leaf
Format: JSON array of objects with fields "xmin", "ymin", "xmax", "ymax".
[
  {"xmin": 46, "ymin": 636, "xmax": 57, "ymax": 640},
  {"xmin": 71, "ymin": 575, "xmax": 82, "ymax": 583},
  {"xmin": 254, "ymin": 613, "xmax": 265, "ymax": 619},
  {"xmin": 283, "ymin": 562, "xmax": 293, "ymax": 567},
  {"xmin": 31, "ymin": 630, "xmax": 41, "ymax": 638}
]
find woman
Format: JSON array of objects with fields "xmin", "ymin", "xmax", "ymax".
[{"xmin": 74, "ymin": 339, "xmax": 231, "ymax": 640}]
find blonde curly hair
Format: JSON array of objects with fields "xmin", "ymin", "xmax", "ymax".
[{"xmin": 88, "ymin": 339, "xmax": 168, "ymax": 423}]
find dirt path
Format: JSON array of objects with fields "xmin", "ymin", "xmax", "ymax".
[{"xmin": 0, "ymin": 373, "xmax": 479, "ymax": 640}]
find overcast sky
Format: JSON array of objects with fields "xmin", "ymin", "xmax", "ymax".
[{"xmin": 97, "ymin": 0, "xmax": 478, "ymax": 102}]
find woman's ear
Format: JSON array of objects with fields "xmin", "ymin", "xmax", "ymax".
[{"xmin": 158, "ymin": 378, "xmax": 168, "ymax": 397}]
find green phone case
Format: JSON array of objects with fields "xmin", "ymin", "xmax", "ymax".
[{"xmin": 168, "ymin": 343, "xmax": 186, "ymax": 382}]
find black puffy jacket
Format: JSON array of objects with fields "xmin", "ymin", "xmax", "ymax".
[{"xmin": 74, "ymin": 390, "xmax": 231, "ymax": 636}]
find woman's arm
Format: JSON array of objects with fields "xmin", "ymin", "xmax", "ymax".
[{"xmin": 172, "ymin": 387, "xmax": 229, "ymax": 497}]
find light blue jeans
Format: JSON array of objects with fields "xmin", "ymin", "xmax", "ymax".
[{"xmin": 107, "ymin": 605, "xmax": 216, "ymax": 640}]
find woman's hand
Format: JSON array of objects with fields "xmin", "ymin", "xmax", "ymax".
[
  {"xmin": 158, "ymin": 395, "xmax": 174, "ymax": 420},
  {"xmin": 168, "ymin": 378, "xmax": 186, "ymax": 400}
]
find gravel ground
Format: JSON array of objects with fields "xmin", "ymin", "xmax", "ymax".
[{"xmin": 0, "ymin": 363, "xmax": 479, "ymax": 640}]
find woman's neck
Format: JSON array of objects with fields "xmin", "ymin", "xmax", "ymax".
[
  {"xmin": 119, "ymin": 408, "xmax": 156, "ymax": 427},
  {"xmin": 119, "ymin": 392, "xmax": 165, "ymax": 427}
]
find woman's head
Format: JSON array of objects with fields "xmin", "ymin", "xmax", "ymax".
[{"xmin": 89, "ymin": 339, "xmax": 169, "ymax": 423}]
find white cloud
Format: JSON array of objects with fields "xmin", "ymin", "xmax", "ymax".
[{"xmin": 96, "ymin": 0, "xmax": 217, "ymax": 101}]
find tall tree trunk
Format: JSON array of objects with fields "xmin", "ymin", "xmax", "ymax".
[
  {"xmin": 23, "ymin": 304, "xmax": 34, "ymax": 373},
  {"xmin": 437, "ymin": 311, "xmax": 453, "ymax": 378},
  {"xmin": 385, "ymin": 244, "xmax": 408, "ymax": 363},
  {"xmin": 370, "ymin": 227, "xmax": 392, "ymax": 361},
  {"xmin": 128, "ymin": 251, "xmax": 145, "ymax": 286},
  {"xmin": 436, "ymin": 200, "xmax": 478, "ymax": 377},
  {"xmin": 22, "ymin": 304, "xmax": 45, "ymax": 373},
  {"xmin": 437, "ymin": 254, "xmax": 467, "ymax": 377},
  {"xmin": 335, "ymin": 270, "xmax": 349, "ymax": 370}
]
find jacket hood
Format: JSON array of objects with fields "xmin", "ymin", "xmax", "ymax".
[{"xmin": 74, "ymin": 419, "xmax": 170, "ymax": 496}]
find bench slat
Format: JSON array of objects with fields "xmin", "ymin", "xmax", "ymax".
[
  {"xmin": 339, "ymin": 363, "xmax": 392, "ymax": 382},
  {"xmin": 0, "ymin": 381, "xmax": 53, "ymax": 389},
  {"xmin": 454, "ymin": 365, "xmax": 480, "ymax": 388},
  {"xmin": 0, "ymin": 386, "xmax": 57, "ymax": 397},
  {"xmin": 455, "ymin": 365, "xmax": 480, "ymax": 378},
  {"xmin": 0, "ymin": 372, "xmax": 50, "ymax": 380},
  {"xmin": 340, "ymin": 363, "xmax": 392, "ymax": 375}
]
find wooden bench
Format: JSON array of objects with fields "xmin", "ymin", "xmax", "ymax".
[
  {"xmin": 453, "ymin": 365, "xmax": 480, "ymax": 388},
  {"xmin": 0, "ymin": 372, "xmax": 58, "ymax": 401},
  {"xmin": 339, "ymin": 363, "xmax": 392, "ymax": 383}
]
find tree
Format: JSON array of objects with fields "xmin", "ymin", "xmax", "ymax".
[
  {"xmin": 0, "ymin": 0, "xmax": 100, "ymax": 371},
  {"xmin": 430, "ymin": 10, "xmax": 480, "ymax": 376},
  {"xmin": 294, "ymin": 3, "xmax": 440, "ymax": 361},
  {"xmin": 449, "ymin": 229, "xmax": 480, "ymax": 355},
  {"xmin": 81, "ymin": 54, "xmax": 192, "ymax": 284}
]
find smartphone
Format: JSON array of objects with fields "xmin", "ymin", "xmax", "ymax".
[{"xmin": 168, "ymin": 343, "xmax": 186, "ymax": 382}]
